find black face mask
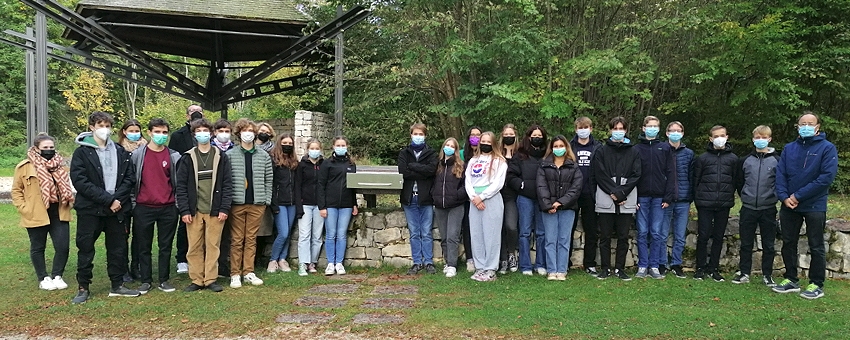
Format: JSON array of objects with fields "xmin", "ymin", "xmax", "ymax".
[
  {"xmin": 189, "ymin": 111, "xmax": 203, "ymax": 121},
  {"xmin": 531, "ymin": 137, "xmax": 545, "ymax": 147},
  {"xmin": 479, "ymin": 144, "xmax": 493, "ymax": 153},
  {"xmin": 282, "ymin": 145, "xmax": 294, "ymax": 154},
  {"xmin": 503, "ymin": 136, "xmax": 516, "ymax": 146},
  {"xmin": 257, "ymin": 133, "xmax": 271, "ymax": 143},
  {"xmin": 40, "ymin": 149, "xmax": 56, "ymax": 160}
]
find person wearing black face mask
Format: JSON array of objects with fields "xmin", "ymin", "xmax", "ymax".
[
  {"xmin": 170, "ymin": 104, "xmax": 204, "ymax": 275},
  {"xmin": 13, "ymin": 133, "xmax": 75, "ymax": 292},
  {"xmin": 498, "ymin": 124, "xmax": 519, "ymax": 274},
  {"xmin": 506, "ymin": 124, "xmax": 550, "ymax": 276},
  {"xmin": 268, "ymin": 133, "xmax": 303, "ymax": 274}
]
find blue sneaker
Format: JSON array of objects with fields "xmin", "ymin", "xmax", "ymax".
[
  {"xmin": 771, "ymin": 279, "xmax": 801, "ymax": 294},
  {"xmin": 799, "ymin": 284, "xmax": 824, "ymax": 300}
]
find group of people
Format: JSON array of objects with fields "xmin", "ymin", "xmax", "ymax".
[
  {"xmin": 12, "ymin": 106, "xmax": 836, "ymax": 304},
  {"xmin": 397, "ymin": 112, "xmax": 836, "ymax": 301}
]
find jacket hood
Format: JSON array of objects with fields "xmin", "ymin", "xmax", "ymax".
[
  {"xmin": 570, "ymin": 134, "xmax": 599, "ymax": 145},
  {"xmin": 637, "ymin": 133, "xmax": 665, "ymax": 144},
  {"xmin": 75, "ymin": 131, "xmax": 112, "ymax": 148},
  {"xmin": 749, "ymin": 147, "xmax": 777, "ymax": 158},
  {"xmin": 605, "ymin": 137, "xmax": 633, "ymax": 148},
  {"xmin": 300, "ymin": 154, "xmax": 324, "ymax": 163},
  {"xmin": 541, "ymin": 155, "xmax": 577, "ymax": 168},
  {"xmin": 704, "ymin": 142, "xmax": 733, "ymax": 154},
  {"xmin": 796, "ymin": 132, "xmax": 828, "ymax": 145},
  {"xmin": 671, "ymin": 142, "xmax": 688, "ymax": 151}
]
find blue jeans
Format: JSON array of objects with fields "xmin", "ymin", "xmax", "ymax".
[
  {"xmin": 542, "ymin": 209, "xmax": 576, "ymax": 274},
  {"xmin": 270, "ymin": 205, "xmax": 296, "ymax": 262},
  {"xmin": 403, "ymin": 196, "xmax": 434, "ymax": 265},
  {"xmin": 662, "ymin": 202, "xmax": 690, "ymax": 267},
  {"xmin": 325, "ymin": 207, "xmax": 353, "ymax": 264},
  {"xmin": 517, "ymin": 195, "xmax": 545, "ymax": 272},
  {"xmin": 636, "ymin": 197, "xmax": 666, "ymax": 268},
  {"xmin": 298, "ymin": 205, "xmax": 325, "ymax": 264}
]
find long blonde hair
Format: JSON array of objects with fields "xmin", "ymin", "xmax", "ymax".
[
  {"xmin": 474, "ymin": 131, "xmax": 505, "ymax": 178},
  {"xmin": 438, "ymin": 137, "xmax": 464, "ymax": 179}
]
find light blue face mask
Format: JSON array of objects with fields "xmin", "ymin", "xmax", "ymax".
[
  {"xmin": 194, "ymin": 131, "xmax": 211, "ymax": 144},
  {"xmin": 308, "ymin": 149, "xmax": 322, "ymax": 159},
  {"xmin": 799, "ymin": 125, "xmax": 816, "ymax": 138},
  {"xmin": 443, "ymin": 146, "xmax": 455, "ymax": 156},
  {"xmin": 126, "ymin": 132, "xmax": 141, "ymax": 142},
  {"xmin": 553, "ymin": 147, "xmax": 567, "ymax": 157},
  {"xmin": 611, "ymin": 131, "xmax": 626, "ymax": 141},
  {"xmin": 668, "ymin": 132, "xmax": 683, "ymax": 142},
  {"xmin": 412, "ymin": 135, "xmax": 425, "ymax": 145},
  {"xmin": 753, "ymin": 138, "xmax": 769, "ymax": 149},
  {"xmin": 334, "ymin": 146, "xmax": 347, "ymax": 156},
  {"xmin": 645, "ymin": 127, "xmax": 660, "ymax": 138}
]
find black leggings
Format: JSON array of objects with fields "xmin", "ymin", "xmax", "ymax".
[{"xmin": 26, "ymin": 203, "xmax": 70, "ymax": 281}]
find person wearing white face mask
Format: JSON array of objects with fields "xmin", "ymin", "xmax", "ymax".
[
  {"xmin": 224, "ymin": 118, "xmax": 273, "ymax": 288},
  {"xmin": 692, "ymin": 125, "xmax": 738, "ymax": 282},
  {"xmin": 661, "ymin": 121, "xmax": 694, "ymax": 279},
  {"xmin": 171, "ymin": 105, "xmax": 204, "ymax": 275},
  {"xmin": 211, "ymin": 119, "xmax": 235, "ymax": 152}
]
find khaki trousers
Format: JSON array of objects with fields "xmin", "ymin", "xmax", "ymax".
[
  {"xmin": 229, "ymin": 205, "xmax": 265, "ymax": 276},
  {"xmin": 187, "ymin": 213, "xmax": 224, "ymax": 286}
]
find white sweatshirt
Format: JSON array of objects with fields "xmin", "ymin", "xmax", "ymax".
[{"xmin": 465, "ymin": 154, "xmax": 508, "ymax": 201}]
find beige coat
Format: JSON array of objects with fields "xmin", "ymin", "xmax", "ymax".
[{"xmin": 12, "ymin": 160, "xmax": 73, "ymax": 227}]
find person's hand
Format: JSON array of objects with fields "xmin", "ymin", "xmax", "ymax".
[
  {"xmin": 472, "ymin": 196, "xmax": 483, "ymax": 206},
  {"xmin": 320, "ymin": 209, "xmax": 328, "ymax": 218},
  {"xmin": 790, "ymin": 194, "xmax": 799, "ymax": 205},
  {"xmin": 352, "ymin": 206, "xmax": 359, "ymax": 216},
  {"xmin": 662, "ymin": 202, "xmax": 669, "ymax": 209},
  {"xmin": 636, "ymin": 203, "xmax": 640, "ymax": 210},
  {"xmin": 548, "ymin": 208, "xmax": 557, "ymax": 214},
  {"xmin": 218, "ymin": 212, "xmax": 228, "ymax": 222},
  {"xmin": 110, "ymin": 200, "xmax": 121, "ymax": 213},
  {"xmin": 784, "ymin": 198, "xmax": 798, "ymax": 209},
  {"xmin": 610, "ymin": 194, "xmax": 618, "ymax": 202},
  {"xmin": 552, "ymin": 202, "xmax": 562, "ymax": 210},
  {"xmin": 618, "ymin": 201, "xmax": 626, "ymax": 206},
  {"xmin": 181, "ymin": 214, "xmax": 193, "ymax": 224}
]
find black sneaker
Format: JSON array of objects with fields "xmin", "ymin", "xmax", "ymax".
[
  {"xmin": 616, "ymin": 269, "xmax": 631, "ymax": 281},
  {"xmin": 762, "ymin": 276, "xmax": 776, "ymax": 287},
  {"xmin": 498, "ymin": 260, "xmax": 508, "ymax": 275},
  {"xmin": 158, "ymin": 282, "xmax": 176, "ymax": 292},
  {"xmin": 711, "ymin": 271, "xmax": 725, "ymax": 282},
  {"xmin": 208, "ymin": 283, "xmax": 224, "ymax": 292},
  {"xmin": 184, "ymin": 283, "xmax": 204, "ymax": 292},
  {"xmin": 658, "ymin": 266, "xmax": 668, "ymax": 276},
  {"xmin": 137, "ymin": 282, "xmax": 152, "ymax": 295},
  {"xmin": 108, "ymin": 285, "xmax": 141, "ymax": 297},
  {"xmin": 406, "ymin": 264, "xmax": 422, "ymax": 275},
  {"xmin": 671, "ymin": 265, "xmax": 686, "ymax": 278},
  {"xmin": 693, "ymin": 270, "xmax": 705, "ymax": 280},
  {"xmin": 596, "ymin": 268, "xmax": 610, "ymax": 280},
  {"xmin": 71, "ymin": 288, "xmax": 90, "ymax": 304},
  {"xmin": 731, "ymin": 272, "xmax": 750, "ymax": 284},
  {"xmin": 585, "ymin": 267, "xmax": 599, "ymax": 277},
  {"xmin": 508, "ymin": 253, "xmax": 518, "ymax": 272},
  {"xmin": 424, "ymin": 264, "xmax": 437, "ymax": 274}
]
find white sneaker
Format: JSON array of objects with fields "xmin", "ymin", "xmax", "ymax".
[
  {"xmin": 522, "ymin": 270, "xmax": 533, "ymax": 276},
  {"xmin": 230, "ymin": 275, "xmax": 242, "ymax": 288},
  {"xmin": 52, "ymin": 276, "xmax": 68, "ymax": 290},
  {"xmin": 536, "ymin": 268, "xmax": 547, "ymax": 276},
  {"xmin": 176, "ymin": 262, "xmax": 189, "ymax": 274},
  {"xmin": 335, "ymin": 263, "xmax": 346, "ymax": 275},
  {"xmin": 39, "ymin": 277, "xmax": 56, "ymax": 291},
  {"xmin": 244, "ymin": 272, "xmax": 264, "ymax": 286},
  {"xmin": 466, "ymin": 260, "xmax": 475, "ymax": 272},
  {"xmin": 445, "ymin": 266, "xmax": 457, "ymax": 278},
  {"xmin": 324, "ymin": 265, "xmax": 335, "ymax": 276}
]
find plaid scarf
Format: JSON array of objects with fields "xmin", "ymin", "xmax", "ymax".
[{"xmin": 26, "ymin": 147, "xmax": 74, "ymax": 208}]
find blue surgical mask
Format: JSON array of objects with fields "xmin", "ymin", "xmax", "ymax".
[
  {"xmin": 412, "ymin": 135, "xmax": 425, "ymax": 145},
  {"xmin": 126, "ymin": 132, "xmax": 141, "ymax": 142},
  {"xmin": 194, "ymin": 131, "xmax": 211, "ymax": 145},
  {"xmin": 668, "ymin": 132, "xmax": 683, "ymax": 142},
  {"xmin": 152, "ymin": 133, "xmax": 168, "ymax": 146},
  {"xmin": 308, "ymin": 149, "xmax": 322, "ymax": 159},
  {"xmin": 443, "ymin": 146, "xmax": 455, "ymax": 156},
  {"xmin": 611, "ymin": 131, "xmax": 626, "ymax": 141},
  {"xmin": 799, "ymin": 125, "xmax": 816, "ymax": 138},
  {"xmin": 334, "ymin": 146, "xmax": 347, "ymax": 156},
  {"xmin": 576, "ymin": 128, "xmax": 591, "ymax": 139},
  {"xmin": 753, "ymin": 138, "xmax": 769, "ymax": 149},
  {"xmin": 553, "ymin": 147, "xmax": 567, "ymax": 157},
  {"xmin": 645, "ymin": 127, "xmax": 659, "ymax": 138}
]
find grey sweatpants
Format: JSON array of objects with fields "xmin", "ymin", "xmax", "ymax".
[
  {"xmin": 469, "ymin": 193, "xmax": 504, "ymax": 271},
  {"xmin": 435, "ymin": 205, "xmax": 464, "ymax": 267}
]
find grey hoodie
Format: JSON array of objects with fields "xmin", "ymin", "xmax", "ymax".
[
  {"xmin": 735, "ymin": 147, "xmax": 780, "ymax": 211},
  {"xmin": 75, "ymin": 131, "xmax": 119, "ymax": 195}
]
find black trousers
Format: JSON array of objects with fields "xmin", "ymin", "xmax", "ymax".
[
  {"xmin": 26, "ymin": 203, "xmax": 70, "ymax": 281},
  {"xmin": 598, "ymin": 213, "xmax": 632, "ymax": 271},
  {"xmin": 780, "ymin": 209, "xmax": 826, "ymax": 288},
  {"xmin": 573, "ymin": 196, "xmax": 599, "ymax": 268},
  {"xmin": 696, "ymin": 207, "xmax": 730, "ymax": 272},
  {"xmin": 500, "ymin": 198, "xmax": 519, "ymax": 261},
  {"xmin": 175, "ymin": 220, "xmax": 188, "ymax": 263},
  {"xmin": 133, "ymin": 205, "xmax": 178, "ymax": 284},
  {"xmin": 218, "ymin": 220, "xmax": 232, "ymax": 276},
  {"xmin": 738, "ymin": 206, "xmax": 777, "ymax": 275},
  {"xmin": 462, "ymin": 202, "xmax": 473, "ymax": 260},
  {"xmin": 76, "ymin": 214, "xmax": 127, "ymax": 289}
]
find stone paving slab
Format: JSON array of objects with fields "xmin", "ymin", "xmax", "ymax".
[
  {"xmin": 352, "ymin": 313, "xmax": 406, "ymax": 325},
  {"xmin": 361, "ymin": 298, "xmax": 415, "ymax": 309},
  {"xmin": 307, "ymin": 284, "xmax": 361, "ymax": 294},
  {"xmin": 293, "ymin": 296, "xmax": 349, "ymax": 308},
  {"xmin": 370, "ymin": 285, "xmax": 418, "ymax": 295},
  {"xmin": 275, "ymin": 313, "xmax": 335, "ymax": 324},
  {"xmin": 328, "ymin": 274, "xmax": 369, "ymax": 282}
]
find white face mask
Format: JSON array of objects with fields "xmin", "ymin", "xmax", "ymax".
[
  {"xmin": 240, "ymin": 131, "xmax": 255, "ymax": 144},
  {"xmin": 94, "ymin": 127, "xmax": 111, "ymax": 141},
  {"xmin": 712, "ymin": 137, "xmax": 727, "ymax": 148},
  {"xmin": 216, "ymin": 132, "xmax": 231, "ymax": 143}
]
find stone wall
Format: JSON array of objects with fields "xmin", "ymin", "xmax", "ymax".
[
  {"xmin": 258, "ymin": 110, "xmax": 334, "ymax": 159},
  {"xmin": 287, "ymin": 209, "xmax": 850, "ymax": 278}
]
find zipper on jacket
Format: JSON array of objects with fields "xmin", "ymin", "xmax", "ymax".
[
  {"xmin": 755, "ymin": 156, "xmax": 762, "ymax": 208},
  {"xmin": 442, "ymin": 162, "xmax": 448, "ymax": 208}
]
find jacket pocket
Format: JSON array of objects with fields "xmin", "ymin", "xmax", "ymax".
[
  {"xmin": 622, "ymin": 189, "xmax": 638, "ymax": 210},
  {"xmin": 595, "ymin": 187, "xmax": 614, "ymax": 210}
]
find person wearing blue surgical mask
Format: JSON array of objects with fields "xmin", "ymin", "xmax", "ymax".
[
  {"xmin": 431, "ymin": 138, "xmax": 466, "ymax": 278},
  {"xmin": 399, "ymin": 123, "xmax": 438, "ymax": 275},
  {"xmin": 119, "ymin": 119, "xmax": 147, "ymax": 155},
  {"xmin": 661, "ymin": 121, "xmax": 694, "ymax": 279},
  {"xmin": 318, "ymin": 136, "xmax": 358, "ymax": 276},
  {"xmin": 634, "ymin": 116, "xmax": 676, "ymax": 280},
  {"xmin": 570, "ymin": 117, "xmax": 603, "ymax": 277}
]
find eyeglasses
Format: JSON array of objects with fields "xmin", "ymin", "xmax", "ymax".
[{"xmin": 797, "ymin": 123, "xmax": 818, "ymax": 127}]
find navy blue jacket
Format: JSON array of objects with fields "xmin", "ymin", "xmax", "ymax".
[
  {"xmin": 775, "ymin": 132, "xmax": 838, "ymax": 212},
  {"xmin": 570, "ymin": 135, "xmax": 602, "ymax": 198},
  {"xmin": 634, "ymin": 134, "xmax": 676, "ymax": 203},
  {"xmin": 671, "ymin": 143, "xmax": 694, "ymax": 203}
]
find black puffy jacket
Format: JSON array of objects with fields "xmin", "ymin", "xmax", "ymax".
[
  {"xmin": 431, "ymin": 158, "xmax": 467, "ymax": 209},
  {"xmin": 297, "ymin": 156, "xmax": 323, "ymax": 206},
  {"xmin": 507, "ymin": 153, "xmax": 544, "ymax": 199},
  {"xmin": 536, "ymin": 155, "xmax": 583, "ymax": 211},
  {"xmin": 398, "ymin": 145, "xmax": 437, "ymax": 206},
  {"xmin": 272, "ymin": 161, "xmax": 303, "ymax": 217},
  {"xmin": 692, "ymin": 142, "xmax": 738, "ymax": 209},
  {"xmin": 70, "ymin": 142, "xmax": 135, "ymax": 219},
  {"xmin": 318, "ymin": 154, "xmax": 357, "ymax": 209}
]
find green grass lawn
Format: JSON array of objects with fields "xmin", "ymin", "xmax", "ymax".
[{"xmin": 1, "ymin": 203, "xmax": 850, "ymax": 339}]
